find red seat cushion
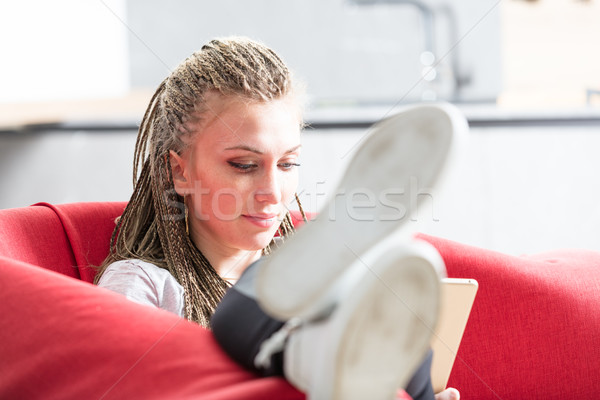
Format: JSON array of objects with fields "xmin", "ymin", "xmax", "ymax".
[
  {"xmin": 0, "ymin": 255, "xmax": 303, "ymax": 400},
  {"xmin": 418, "ymin": 233, "xmax": 600, "ymax": 399}
]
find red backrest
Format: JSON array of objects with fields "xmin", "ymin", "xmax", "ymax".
[{"xmin": 417, "ymin": 233, "xmax": 600, "ymax": 399}]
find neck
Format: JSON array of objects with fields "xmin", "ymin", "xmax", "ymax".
[
  {"xmin": 189, "ymin": 228, "xmax": 262, "ymax": 283},
  {"xmin": 211, "ymin": 250, "xmax": 261, "ymax": 283}
]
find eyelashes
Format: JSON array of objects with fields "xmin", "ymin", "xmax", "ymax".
[
  {"xmin": 227, "ymin": 161, "xmax": 301, "ymax": 172},
  {"xmin": 228, "ymin": 161, "xmax": 256, "ymax": 171},
  {"xmin": 279, "ymin": 162, "xmax": 301, "ymax": 170}
]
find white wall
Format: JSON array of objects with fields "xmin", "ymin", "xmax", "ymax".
[
  {"xmin": 0, "ymin": 130, "xmax": 135, "ymax": 207},
  {"xmin": 126, "ymin": 0, "xmax": 502, "ymax": 103},
  {"xmin": 2, "ymin": 123, "xmax": 600, "ymax": 256}
]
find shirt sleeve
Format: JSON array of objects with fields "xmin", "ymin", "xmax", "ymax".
[
  {"xmin": 97, "ymin": 260, "xmax": 163, "ymax": 309},
  {"xmin": 97, "ymin": 260, "xmax": 185, "ymax": 317}
]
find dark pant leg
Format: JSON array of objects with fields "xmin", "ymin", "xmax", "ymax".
[
  {"xmin": 405, "ymin": 349, "xmax": 435, "ymax": 400},
  {"xmin": 210, "ymin": 260, "xmax": 285, "ymax": 376}
]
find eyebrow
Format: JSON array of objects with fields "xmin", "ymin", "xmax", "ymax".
[{"xmin": 224, "ymin": 144, "xmax": 302, "ymax": 154}]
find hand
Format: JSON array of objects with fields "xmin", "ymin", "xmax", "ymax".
[
  {"xmin": 435, "ymin": 387, "xmax": 460, "ymax": 400},
  {"xmin": 396, "ymin": 387, "xmax": 460, "ymax": 400}
]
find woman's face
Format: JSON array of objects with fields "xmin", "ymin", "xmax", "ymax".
[{"xmin": 171, "ymin": 94, "xmax": 302, "ymax": 257}]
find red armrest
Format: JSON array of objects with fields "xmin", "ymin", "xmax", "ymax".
[
  {"xmin": 0, "ymin": 205, "xmax": 78, "ymax": 278},
  {"xmin": 39, "ymin": 202, "xmax": 127, "ymax": 282},
  {"xmin": 0, "ymin": 255, "xmax": 303, "ymax": 400}
]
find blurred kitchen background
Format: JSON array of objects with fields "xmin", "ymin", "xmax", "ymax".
[{"xmin": 1, "ymin": 0, "xmax": 600, "ymax": 255}]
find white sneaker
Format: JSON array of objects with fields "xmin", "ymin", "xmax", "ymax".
[
  {"xmin": 283, "ymin": 241, "xmax": 445, "ymax": 400},
  {"xmin": 256, "ymin": 103, "xmax": 467, "ymax": 321}
]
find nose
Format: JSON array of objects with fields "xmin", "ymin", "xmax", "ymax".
[{"xmin": 254, "ymin": 167, "xmax": 282, "ymax": 205}]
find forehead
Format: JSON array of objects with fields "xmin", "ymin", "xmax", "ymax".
[{"xmin": 195, "ymin": 95, "xmax": 302, "ymax": 150}]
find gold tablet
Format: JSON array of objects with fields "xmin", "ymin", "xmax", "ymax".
[{"xmin": 430, "ymin": 278, "xmax": 479, "ymax": 393}]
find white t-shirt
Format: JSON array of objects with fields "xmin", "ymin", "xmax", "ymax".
[{"xmin": 97, "ymin": 259, "xmax": 185, "ymax": 317}]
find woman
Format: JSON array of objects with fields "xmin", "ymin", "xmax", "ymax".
[{"xmin": 95, "ymin": 36, "xmax": 461, "ymax": 400}]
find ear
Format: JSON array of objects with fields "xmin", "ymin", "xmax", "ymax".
[{"xmin": 169, "ymin": 150, "xmax": 192, "ymax": 196}]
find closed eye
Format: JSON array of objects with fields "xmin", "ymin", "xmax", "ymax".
[
  {"xmin": 228, "ymin": 161, "xmax": 257, "ymax": 172},
  {"xmin": 279, "ymin": 162, "xmax": 301, "ymax": 171}
]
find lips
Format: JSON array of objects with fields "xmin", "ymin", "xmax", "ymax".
[{"xmin": 242, "ymin": 213, "xmax": 279, "ymax": 228}]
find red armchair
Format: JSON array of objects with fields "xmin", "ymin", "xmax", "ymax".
[{"xmin": 1, "ymin": 202, "xmax": 599, "ymax": 399}]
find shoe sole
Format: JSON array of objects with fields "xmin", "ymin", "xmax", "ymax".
[
  {"xmin": 310, "ymin": 242, "xmax": 442, "ymax": 400},
  {"xmin": 257, "ymin": 103, "xmax": 466, "ymax": 320}
]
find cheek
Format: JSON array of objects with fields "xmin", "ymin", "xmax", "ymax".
[
  {"xmin": 194, "ymin": 174, "xmax": 248, "ymax": 220},
  {"xmin": 211, "ymin": 190, "xmax": 244, "ymax": 219}
]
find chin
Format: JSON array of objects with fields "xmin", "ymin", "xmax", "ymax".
[{"xmin": 242, "ymin": 231, "xmax": 279, "ymax": 251}]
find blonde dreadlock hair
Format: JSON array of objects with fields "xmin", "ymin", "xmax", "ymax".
[{"xmin": 94, "ymin": 37, "xmax": 307, "ymax": 327}]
